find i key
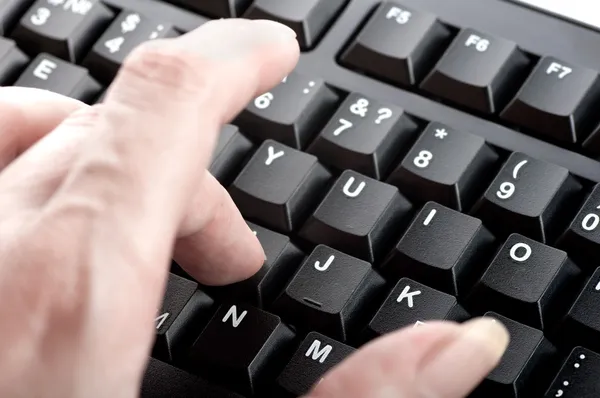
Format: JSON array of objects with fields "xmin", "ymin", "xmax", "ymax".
[
  {"xmin": 209, "ymin": 124, "xmax": 254, "ymax": 186},
  {"xmin": 14, "ymin": 53, "xmax": 102, "ymax": 102},
  {"xmin": 170, "ymin": 0, "xmax": 251, "ymax": 18},
  {"xmin": 12, "ymin": 0, "xmax": 114, "ymax": 62},
  {"xmin": 272, "ymin": 245, "xmax": 385, "ymax": 341},
  {"xmin": 307, "ymin": 93, "xmax": 419, "ymax": 179},
  {"xmin": 275, "ymin": 332, "xmax": 355, "ymax": 397},
  {"xmin": 501, "ymin": 56, "xmax": 600, "ymax": 144},
  {"xmin": 545, "ymin": 347, "xmax": 600, "ymax": 398},
  {"xmin": 0, "ymin": 37, "xmax": 28, "ymax": 85},
  {"xmin": 228, "ymin": 140, "xmax": 332, "ymax": 234},
  {"xmin": 471, "ymin": 152, "xmax": 582, "ymax": 243},
  {"xmin": 380, "ymin": 202, "xmax": 495, "ymax": 296},
  {"xmin": 235, "ymin": 71, "xmax": 339, "ymax": 149},
  {"xmin": 364, "ymin": 278, "xmax": 468, "ymax": 342},
  {"xmin": 83, "ymin": 10, "xmax": 178, "ymax": 84},
  {"xmin": 421, "ymin": 28, "xmax": 530, "ymax": 114},
  {"xmin": 299, "ymin": 170, "xmax": 413, "ymax": 263},
  {"xmin": 188, "ymin": 303, "xmax": 295, "ymax": 397},
  {"xmin": 467, "ymin": 234, "xmax": 580, "ymax": 330},
  {"xmin": 340, "ymin": 1, "xmax": 451, "ymax": 86},
  {"xmin": 387, "ymin": 122, "xmax": 499, "ymax": 211},
  {"xmin": 153, "ymin": 273, "xmax": 214, "ymax": 364}
]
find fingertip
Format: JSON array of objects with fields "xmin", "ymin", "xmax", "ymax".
[{"xmin": 459, "ymin": 317, "xmax": 510, "ymax": 363}]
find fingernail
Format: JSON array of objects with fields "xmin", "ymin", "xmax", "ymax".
[{"xmin": 460, "ymin": 317, "xmax": 510, "ymax": 359}]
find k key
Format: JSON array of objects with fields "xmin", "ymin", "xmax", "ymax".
[{"xmin": 545, "ymin": 347, "xmax": 600, "ymax": 398}]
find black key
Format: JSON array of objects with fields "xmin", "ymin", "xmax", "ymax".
[
  {"xmin": 228, "ymin": 139, "xmax": 332, "ymax": 234},
  {"xmin": 235, "ymin": 72, "xmax": 338, "ymax": 149},
  {"xmin": 421, "ymin": 28, "xmax": 530, "ymax": 114},
  {"xmin": 500, "ymin": 56, "xmax": 600, "ymax": 144},
  {"xmin": 307, "ymin": 92, "xmax": 419, "ymax": 179},
  {"xmin": 141, "ymin": 358, "xmax": 243, "ymax": 398},
  {"xmin": 209, "ymin": 124, "xmax": 254, "ymax": 186},
  {"xmin": 275, "ymin": 332, "xmax": 355, "ymax": 397},
  {"xmin": 0, "ymin": 0, "xmax": 36, "ymax": 35},
  {"xmin": 82, "ymin": 10, "xmax": 179, "ymax": 84},
  {"xmin": 14, "ymin": 53, "xmax": 102, "ymax": 103},
  {"xmin": 272, "ymin": 245, "xmax": 385, "ymax": 341},
  {"xmin": 380, "ymin": 202, "xmax": 495, "ymax": 296},
  {"xmin": 0, "ymin": 37, "xmax": 28, "ymax": 85},
  {"xmin": 340, "ymin": 1, "xmax": 451, "ymax": 86},
  {"xmin": 364, "ymin": 278, "xmax": 468, "ymax": 341},
  {"xmin": 299, "ymin": 170, "xmax": 413, "ymax": 263},
  {"xmin": 152, "ymin": 273, "xmax": 214, "ymax": 363},
  {"xmin": 171, "ymin": 0, "xmax": 251, "ymax": 18},
  {"xmin": 470, "ymin": 152, "xmax": 582, "ymax": 243},
  {"xmin": 12, "ymin": 0, "xmax": 114, "ymax": 62},
  {"xmin": 471, "ymin": 312, "xmax": 557, "ymax": 398},
  {"xmin": 544, "ymin": 347, "xmax": 600, "ymax": 398},
  {"xmin": 244, "ymin": 0, "xmax": 347, "ymax": 50},
  {"xmin": 467, "ymin": 234, "xmax": 580, "ymax": 330},
  {"xmin": 217, "ymin": 222, "xmax": 304, "ymax": 308},
  {"xmin": 188, "ymin": 303, "xmax": 295, "ymax": 396},
  {"xmin": 387, "ymin": 122, "xmax": 499, "ymax": 211}
]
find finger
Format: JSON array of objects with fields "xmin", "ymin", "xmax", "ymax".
[{"xmin": 306, "ymin": 318, "xmax": 509, "ymax": 398}]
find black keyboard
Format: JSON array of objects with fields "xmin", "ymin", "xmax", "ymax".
[{"xmin": 5, "ymin": 0, "xmax": 600, "ymax": 397}]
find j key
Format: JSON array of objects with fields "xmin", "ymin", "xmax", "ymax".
[
  {"xmin": 299, "ymin": 170, "xmax": 413, "ymax": 263},
  {"xmin": 217, "ymin": 222, "xmax": 304, "ymax": 308},
  {"xmin": 500, "ymin": 56, "xmax": 600, "ymax": 144},
  {"xmin": 83, "ymin": 10, "xmax": 178, "ymax": 84},
  {"xmin": 307, "ymin": 93, "xmax": 419, "ymax": 179},
  {"xmin": 14, "ymin": 53, "xmax": 102, "ymax": 103},
  {"xmin": 188, "ymin": 303, "xmax": 295, "ymax": 396},
  {"xmin": 544, "ymin": 347, "xmax": 600, "ymax": 398},
  {"xmin": 471, "ymin": 152, "xmax": 582, "ymax": 243},
  {"xmin": 364, "ymin": 278, "xmax": 468, "ymax": 341},
  {"xmin": 0, "ymin": 37, "xmax": 28, "ymax": 85},
  {"xmin": 244, "ymin": 0, "xmax": 347, "ymax": 50},
  {"xmin": 467, "ymin": 234, "xmax": 579, "ymax": 330},
  {"xmin": 387, "ymin": 122, "xmax": 499, "ymax": 211},
  {"xmin": 380, "ymin": 202, "xmax": 495, "ymax": 296},
  {"xmin": 235, "ymin": 72, "xmax": 338, "ymax": 149},
  {"xmin": 275, "ymin": 332, "xmax": 355, "ymax": 397},
  {"xmin": 471, "ymin": 312, "xmax": 556, "ymax": 398},
  {"xmin": 273, "ymin": 245, "xmax": 385, "ymax": 341},
  {"xmin": 12, "ymin": 0, "xmax": 114, "ymax": 62},
  {"xmin": 171, "ymin": 0, "xmax": 251, "ymax": 18},
  {"xmin": 152, "ymin": 273, "xmax": 214, "ymax": 363},
  {"xmin": 228, "ymin": 140, "xmax": 332, "ymax": 234},
  {"xmin": 561, "ymin": 268, "xmax": 600, "ymax": 352},
  {"xmin": 340, "ymin": 1, "xmax": 451, "ymax": 86},
  {"xmin": 0, "ymin": 0, "xmax": 36, "ymax": 35},
  {"xmin": 209, "ymin": 124, "xmax": 254, "ymax": 186}
]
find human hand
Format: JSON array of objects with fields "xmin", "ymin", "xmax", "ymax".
[{"xmin": 0, "ymin": 19, "xmax": 509, "ymax": 398}]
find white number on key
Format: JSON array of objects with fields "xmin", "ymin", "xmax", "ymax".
[
  {"xmin": 496, "ymin": 182, "xmax": 515, "ymax": 200},
  {"xmin": 582, "ymin": 205, "xmax": 600, "ymax": 231},
  {"xmin": 254, "ymin": 92, "xmax": 273, "ymax": 110},
  {"xmin": 413, "ymin": 150, "xmax": 432, "ymax": 168},
  {"xmin": 31, "ymin": 7, "xmax": 51, "ymax": 25},
  {"xmin": 333, "ymin": 118, "xmax": 353, "ymax": 136}
]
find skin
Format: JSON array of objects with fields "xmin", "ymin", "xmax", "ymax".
[{"xmin": 0, "ymin": 19, "xmax": 510, "ymax": 398}]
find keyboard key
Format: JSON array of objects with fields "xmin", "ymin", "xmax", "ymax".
[
  {"xmin": 340, "ymin": 1, "xmax": 451, "ymax": 86},
  {"xmin": 380, "ymin": 202, "xmax": 495, "ymax": 296},
  {"xmin": 228, "ymin": 140, "xmax": 332, "ymax": 234},
  {"xmin": 12, "ymin": 0, "xmax": 114, "ymax": 62},
  {"xmin": 307, "ymin": 93, "xmax": 419, "ymax": 179},
  {"xmin": 273, "ymin": 245, "xmax": 385, "ymax": 341},
  {"xmin": 152, "ymin": 273, "xmax": 214, "ymax": 363},
  {"xmin": 467, "ymin": 234, "xmax": 580, "ymax": 330},
  {"xmin": 471, "ymin": 152, "xmax": 582, "ymax": 243},
  {"xmin": 500, "ymin": 56, "xmax": 600, "ymax": 144},
  {"xmin": 235, "ymin": 72, "xmax": 339, "ymax": 149},
  {"xmin": 421, "ymin": 28, "xmax": 530, "ymax": 114},
  {"xmin": 471, "ymin": 313, "xmax": 556, "ymax": 398},
  {"xmin": 14, "ymin": 53, "xmax": 102, "ymax": 102},
  {"xmin": 299, "ymin": 170, "xmax": 413, "ymax": 263},
  {"xmin": 244, "ymin": 0, "xmax": 347, "ymax": 50},
  {"xmin": 544, "ymin": 347, "xmax": 600, "ymax": 398},
  {"xmin": 188, "ymin": 303, "xmax": 295, "ymax": 396},
  {"xmin": 171, "ymin": 0, "xmax": 251, "ymax": 18},
  {"xmin": 209, "ymin": 124, "xmax": 254, "ymax": 186},
  {"xmin": 275, "ymin": 332, "xmax": 355, "ymax": 397},
  {"xmin": 0, "ymin": 0, "xmax": 35, "ymax": 35},
  {"xmin": 364, "ymin": 278, "xmax": 468, "ymax": 341},
  {"xmin": 387, "ymin": 122, "xmax": 499, "ymax": 211},
  {"xmin": 0, "ymin": 37, "xmax": 28, "ymax": 85},
  {"xmin": 217, "ymin": 222, "xmax": 304, "ymax": 308},
  {"xmin": 83, "ymin": 9, "xmax": 178, "ymax": 84}
]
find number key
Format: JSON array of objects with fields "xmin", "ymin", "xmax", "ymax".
[{"xmin": 471, "ymin": 153, "xmax": 582, "ymax": 243}]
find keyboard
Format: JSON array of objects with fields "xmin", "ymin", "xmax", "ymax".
[{"xmin": 5, "ymin": 0, "xmax": 600, "ymax": 396}]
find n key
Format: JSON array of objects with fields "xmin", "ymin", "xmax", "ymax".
[{"xmin": 471, "ymin": 152, "xmax": 582, "ymax": 243}]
